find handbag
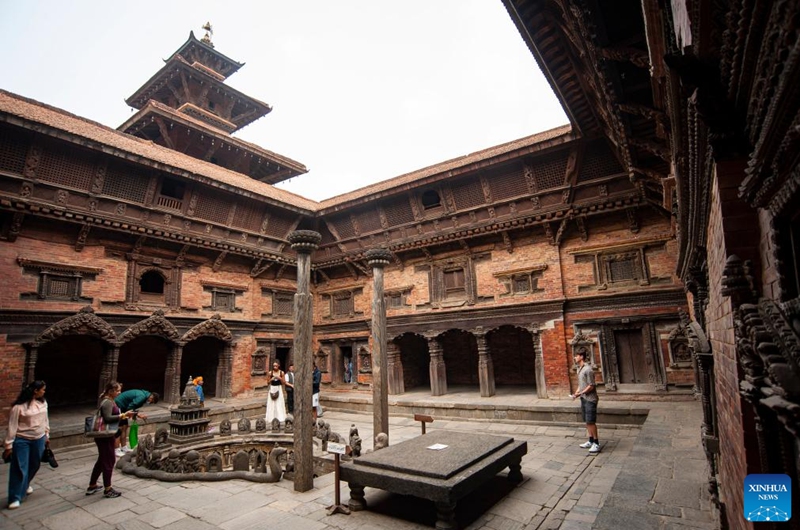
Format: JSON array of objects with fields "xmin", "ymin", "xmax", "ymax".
[
  {"xmin": 41, "ymin": 446, "xmax": 58, "ymax": 468},
  {"xmin": 270, "ymin": 389, "xmax": 280, "ymax": 400},
  {"xmin": 84, "ymin": 400, "xmax": 119, "ymax": 438}
]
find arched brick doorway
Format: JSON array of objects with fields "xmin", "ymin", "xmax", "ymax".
[
  {"xmin": 180, "ymin": 336, "xmax": 223, "ymax": 397},
  {"xmin": 35, "ymin": 335, "xmax": 104, "ymax": 408},
  {"xmin": 118, "ymin": 336, "xmax": 170, "ymax": 396},
  {"xmin": 487, "ymin": 325, "xmax": 536, "ymax": 388},
  {"xmin": 440, "ymin": 329, "xmax": 479, "ymax": 387},
  {"xmin": 396, "ymin": 332, "xmax": 429, "ymax": 390}
]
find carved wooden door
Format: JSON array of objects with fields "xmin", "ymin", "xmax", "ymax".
[{"xmin": 614, "ymin": 329, "xmax": 648, "ymax": 384}]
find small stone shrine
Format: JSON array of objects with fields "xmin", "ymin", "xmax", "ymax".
[{"xmin": 168, "ymin": 377, "xmax": 213, "ymax": 444}]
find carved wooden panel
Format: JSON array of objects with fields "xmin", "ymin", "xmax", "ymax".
[
  {"xmin": 354, "ymin": 208, "xmax": 382, "ymax": 234},
  {"xmin": 231, "ymin": 198, "xmax": 264, "ymax": 232},
  {"xmin": 329, "ymin": 212, "xmax": 356, "ymax": 238},
  {"xmin": 194, "ymin": 192, "xmax": 231, "ymax": 224},
  {"xmin": 382, "ymin": 197, "xmax": 415, "ymax": 226},
  {"xmin": 263, "ymin": 210, "xmax": 295, "ymax": 238}
]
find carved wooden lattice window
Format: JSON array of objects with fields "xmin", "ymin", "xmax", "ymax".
[
  {"xmin": 329, "ymin": 213, "xmax": 356, "ymax": 238},
  {"xmin": 273, "ymin": 291, "xmax": 293, "ymax": 316},
  {"xmin": 103, "ymin": 162, "xmax": 150, "ymax": 202},
  {"xmin": 776, "ymin": 205, "xmax": 800, "ymax": 301},
  {"xmin": 386, "ymin": 292, "xmax": 403, "ymax": 308},
  {"xmin": 489, "ymin": 168, "xmax": 526, "ymax": 200},
  {"xmin": 232, "ymin": 199, "xmax": 263, "ymax": 232},
  {"xmin": 194, "ymin": 192, "xmax": 230, "ymax": 224},
  {"xmin": 333, "ymin": 292, "xmax": 354, "ymax": 316},
  {"xmin": 212, "ymin": 290, "xmax": 235, "ymax": 312},
  {"xmin": 532, "ymin": 153, "xmax": 568, "ymax": 190},
  {"xmin": 382, "ymin": 197, "xmax": 415, "ymax": 225},
  {"xmin": 577, "ymin": 141, "xmax": 625, "ymax": 182},
  {"xmin": 18, "ymin": 259, "xmax": 98, "ymax": 303},
  {"xmin": 451, "ymin": 179, "xmax": 485, "ymax": 210},
  {"xmin": 421, "ymin": 190, "xmax": 442, "ymax": 210},
  {"xmin": 355, "ymin": 209, "xmax": 382, "ymax": 234},
  {"xmin": 609, "ymin": 258, "xmax": 636, "ymax": 282},
  {"xmin": 37, "ymin": 142, "xmax": 94, "ymax": 191},
  {"xmin": 0, "ymin": 125, "xmax": 29, "ymax": 175},
  {"xmin": 513, "ymin": 275, "xmax": 531, "ymax": 293},
  {"xmin": 156, "ymin": 178, "xmax": 185, "ymax": 211},
  {"xmin": 264, "ymin": 211, "xmax": 295, "ymax": 238}
]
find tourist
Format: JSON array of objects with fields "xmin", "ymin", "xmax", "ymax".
[
  {"xmin": 114, "ymin": 389, "xmax": 159, "ymax": 457},
  {"xmin": 571, "ymin": 350, "xmax": 600, "ymax": 454},
  {"xmin": 3, "ymin": 381, "xmax": 49, "ymax": 510},
  {"xmin": 265, "ymin": 362, "xmax": 287, "ymax": 424},
  {"xmin": 87, "ymin": 381, "xmax": 134, "ymax": 498},
  {"xmin": 284, "ymin": 364, "xmax": 295, "ymax": 414},
  {"xmin": 193, "ymin": 377, "xmax": 205, "ymax": 406},
  {"xmin": 312, "ymin": 362, "xmax": 323, "ymax": 419}
]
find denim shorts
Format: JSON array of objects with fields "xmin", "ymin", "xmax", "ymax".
[{"xmin": 581, "ymin": 398, "xmax": 597, "ymax": 424}]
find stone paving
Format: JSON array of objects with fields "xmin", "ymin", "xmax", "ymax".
[{"xmin": 1, "ymin": 401, "xmax": 717, "ymax": 530}]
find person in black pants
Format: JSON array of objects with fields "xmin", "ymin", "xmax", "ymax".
[{"xmin": 87, "ymin": 381, "xmax": 134, "ymax": 498}]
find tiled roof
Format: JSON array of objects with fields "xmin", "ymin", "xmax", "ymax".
[
  {"xmin": 0, "ymin": 90, "xmax": 318, "ymax": 211},
  {"xmin": 319, "ymin": 124, "xmax": 574, "ymax": 209}
]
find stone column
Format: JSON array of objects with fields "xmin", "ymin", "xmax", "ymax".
[
  {"xmin": 164, "ymin": 342, "xmax": 184, "ymax": 404},
  {"xmin": 221, "ymin": 342, "xmax": 233, "ymax": 398},
  {"xmin": 25, "ymin": 344, "xmax": 38, "ymax": 386},
  {"xmin": 473, "ymin": 327, "xmax": 495, "ymax": 397},
  {"xmin": 366, "ymin": 248, "xmax": 392, "ymax": 443},
  {"xmin": 386, "ymin": 340, "xmax": 405, "ymax": 395},
  {"xmin": 425, "ymin": 332, "xmax": 447, "ymax": 396},
  {"xmin": 288, "ymin": 229, "xmax": 321, "ymax": 493},
  {"xmin": 99, "ymin": 344, "xmax": 120, "ymax": 396},
  {"xmin": 529, "ymin": 326, "xmax": 548, "ymax": 398}
]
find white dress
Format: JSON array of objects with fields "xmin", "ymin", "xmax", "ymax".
[{"xmin": 265, "ymin": 371, "xmax": 287, "ymax": 424}]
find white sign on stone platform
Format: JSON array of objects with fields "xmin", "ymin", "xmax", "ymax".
[{"xmin": 327, "ymin": 442, "xmax": 347, "ymax": 455}]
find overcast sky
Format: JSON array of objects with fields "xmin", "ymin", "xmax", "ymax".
[{"xmin": 0, "ymin": 1, "xmax": 567, "ymax": 201}]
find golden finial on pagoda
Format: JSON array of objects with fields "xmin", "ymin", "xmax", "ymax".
[{"xmin": 201, "ymin": 22, "xmax": 214, "ymax": 47}]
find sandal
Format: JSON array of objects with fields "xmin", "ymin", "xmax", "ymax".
[
  {"xmin": 103, "ymin": 487, "xmax": 122, "ymax": 498},
  {"xmin": 85, "ymin": 485, "xmax": 103, "ymax": 496}
]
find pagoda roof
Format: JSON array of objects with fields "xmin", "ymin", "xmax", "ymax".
[
  {"xmin": 0, "ymin": 90, "xmax": 316, "ymax": 211},
  {"xmin": 119, "ymin": 99, "xmax": 308, "ymax": 184},
  {"xmin": 124, "ymin": 55, "xmax": 271, "ymax": 131},
  {"xmin": 167, "ymin": 31, "xmax": 244, "ymax": 80}
]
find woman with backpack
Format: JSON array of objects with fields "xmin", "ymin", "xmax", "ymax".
[{"xmin": 86, "ymin": 381, "xmax": 135, "ymax": 499}]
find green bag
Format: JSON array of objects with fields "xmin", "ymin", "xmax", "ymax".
[{"xmin": 129, "ymin": 419, "xmax": 139, "ymax": 449}]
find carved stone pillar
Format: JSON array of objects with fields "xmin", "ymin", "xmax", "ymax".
[
  {"xmin": 100, "ymin": 344, "xmax": 120, "ymax": 397},
  {"xmin": 165, "ymin": 342, "xmax": 184, "ymax": 404},
  {"xmin": 25, "ymin": 345, "xmax": 38, "ymax": 386},
  {"xmin": 529, "ymin": 326, "xmax": 548, "ymax": 398},
  {"xmin": 386, "ymin": 340, "xmax": 405, "ymax": 395},
  {"xmin": 366, "ymin": 248, "xmax": 392, "ymax": 443},
  {"xmin": 288, "ymin": 230, "xmax": 321, "ymax": 493},
  {"xmin": 426, "ymin": 332, "xmax": 447, "ymax": 396},
  {"xmin": 473, "ymin": 327, "xmax": 495, "ymax": 397}
]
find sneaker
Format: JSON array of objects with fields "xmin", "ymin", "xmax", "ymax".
[
  {"xmin": 103, "ymin": 488, "xmax": 122, "ymax": 498},
  {"xmin": 26, "ymin": 485, "xmax": 33, "ymax": 494},
  {"xmin": 578, "ymin": 441, "xmax": 593, "ymax": 449},
  {"xmin": 114, "ymin": 448, "xmax": 125, "ymax": 458},
  {"xmin": 8, "ymin": 500, "xmax": 20, "ymax": 509},
  {"xmin": 85, "ymin": 485, "xmax": 103, "ymax": 496},
  {"xmin": 121, "ymin": 445, "xmax": 133, "ymax": 453},
  {"xmin": 589, "ymin": 443, "xmax": 601, "ymax": 454}
]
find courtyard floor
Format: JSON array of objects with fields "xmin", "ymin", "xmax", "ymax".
[{"xmin": 1, "ymin": 400, "xmax": 718, "ymax": 530}]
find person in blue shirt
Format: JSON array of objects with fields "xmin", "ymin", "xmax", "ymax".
[
  {"xmin": 114, "ymin": 389, "xmax": 159, "ymax": 456},
  {"xmin": 193, "ymin": 377, "xmax": 205, "ymax": 405}
]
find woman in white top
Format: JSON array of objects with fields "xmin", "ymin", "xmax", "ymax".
[
  {"xmin": 3, "ymin": 380, "xmax": 50, "ymax": 510},
  {"xmin": 265, "ymin": 361, "xmax": 287, "ymax": 424}
]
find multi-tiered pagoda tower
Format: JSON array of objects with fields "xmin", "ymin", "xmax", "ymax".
[{"xmin": 118, "ymin": 28, "xmax": 306, "ymax": 184}]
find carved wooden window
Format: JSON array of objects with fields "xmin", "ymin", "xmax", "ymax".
[
  {"xmin": 489, "ymin": 168, "xmax": 526, "ymax": 200},
  {"xmin": 386, "ymin": 292, "xmax": 403, "ymax": 308},
  {"xmin": 103, "ymin": 162, "xmax": 150, "ymax": 202},
  {"xmin": 0, "ymin": 125, "xmax": 29, "ymax": 175},
  {"xmin": 355, "ymin": 209, "xmax": 382, "ymax": 234},
  {"xmin": 577, "ymin": 141, "xmax": 625, "ymax": 182},
  {"xmin": 156, "ymin": 178, "xmax": 185, "ymax": 211},
  {"xmin": 231, "ymin": 199, "xmax": 264, "ymax": 232},
  {"xmin": 382, "ymin": 197, "xmax": 415, "ymax": 225},
  {"xmin": 532, "ymin": 153, "xmax": 568, "ymax": 190},
  {"xmin": 139, "ymin": 270, "xmax": 165, "ymax": 303},
  {"xmin": 494, "ymin": 264, "xmax": 547, "ymax": 297},
  {"xmin": 273, "ymin": 291, "xmax": 293, "ymax": 316},
  {"xmin": 777, "ymin": 206, "xmax": 800, "ymax": 301},
  {"xmin": 19, "ymin": 259, "xmax": 98, "ymax": 303},
  {"xmin": 513, "ymin": 275, "xmax": 531, "ymax": 293},
  {"xmin": 421, "ymin": 190, "xmax": 442, "ymax": 210},
  {"xmin": 194, "ymin": 192, "xmax": 230, "ymax": 224},
  {"xmin": 251, "ymin": 347, "xmax": 269, "ymax": 376},
  {"xmin": 608, "ymin": 258, "xmax": 636, "ymax": 282},
  {"xmin": 263, "ymin": 210, "xmax": 295, "ymax": 238},
  {"xmin": 443, "ymin": 268, "xmax": 466, "ymax": 299},
  {"xmin": 451, "ymin": 180, "xmax": 484, "ymax": 210},
  {"xmin": 212, "ymin": 290, "xmax": 235, "ymax": 312},
  {"xmin": 329, "ymin": 213, "xmax": 355, "ymax": 239},
  {"xmin": 333, "ymin": 292, "xmax": 355, "ymax": 316},
  {"xmin": 38, "ymin": 142, "xmax": 94, "ymax": 191}
]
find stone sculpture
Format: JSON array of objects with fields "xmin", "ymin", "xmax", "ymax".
[
  {"xmin": 206, "ymin": 452, "xmax": 223, "ymax": 473},
  {"xmin": 374, "ymin": 432, "xmax": 389, "ymax": 451},
  {"xmin": 232, "ymin": 450, "xmax": 250, "ymax": 471},
  {"xmin": 184, "ymin": 450, "xmax": 201, "ymax": 473},
  {"xmin": 271, "ymin": 418, "xmax": 281, "ymax": 433},
  {"xmin": 238, "ymin": 417, "xmax": 251, "ymax": 433},
  {"xmin": 255, "ymin": 418, "xmax": 267, "ymax": 433},
  {"xmin": 155, "ymin": 427, "xmax": 169, "ymax": 448},
  {"xmin": 284, "ymin": 414, "xmax": 294, "ymax": 434},
  {"xmin": 349, "ymin": 424, "xmax": 362, "ymax": 457},
  {"xmin": 165, "ymin": 449, "xmax": 183, "ymax": 473},
  {"xmin": 220, "ymin": 420, "xmax": 232, "ymax": 436}
]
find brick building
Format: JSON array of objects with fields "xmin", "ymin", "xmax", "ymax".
[{"xmin": 3, "ymin": 2, "xmax": 797, "ymax": 527}]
